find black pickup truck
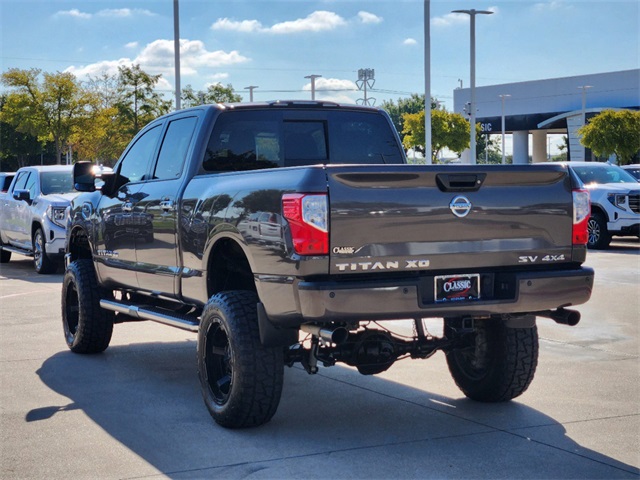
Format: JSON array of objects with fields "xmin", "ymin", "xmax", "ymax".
[{"xmin": 63, "ymin": 101, "xmax": 594, "ymax": 428}]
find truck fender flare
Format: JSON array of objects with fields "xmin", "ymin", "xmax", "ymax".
[{"xmin": 202, "ymin": 229, "xmax": 256, "ymax": 273}]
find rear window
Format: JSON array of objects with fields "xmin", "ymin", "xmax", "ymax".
[{"xmin": 202, "ymin": 109, "xmax": 403, "ymax": 173}]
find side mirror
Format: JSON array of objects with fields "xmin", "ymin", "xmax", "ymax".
[
  {"xmin": 73, "ymin": 162, "xmax": 97, "ymax": 192},
  {"xmin": 13, "ymin": 189, "xmax": 31, "ymax": 203}
]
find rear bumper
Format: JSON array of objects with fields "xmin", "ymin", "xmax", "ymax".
[{"xmin": 259, "ymin": 267, "xmax": 594, "ymax": 326}]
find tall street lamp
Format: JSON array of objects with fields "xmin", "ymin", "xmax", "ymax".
[
  {"xmin": 424, "ymin": 0, "xmax": 432, "ymax": 165},
  {"xmin": 452, "ymin": 8, "xmax": 493, "ymax": 164},
  {"xmin": 499, "ymin": 94, "xmax": 511, "ymax": 164},
  {"xmin": 173, "ymin": 0, "xmax": 181, "ymax": 110}
]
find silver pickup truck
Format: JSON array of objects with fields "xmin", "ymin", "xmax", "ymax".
[{"xmin": 0, "ymin": 165, "xmax": 76, "ymax": 273}]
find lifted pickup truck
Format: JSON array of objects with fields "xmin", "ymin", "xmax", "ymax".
[
  {"xmin": 1, "ymin": 165, "xmax": 76, "ymax": 273},
  {"xmin": 63, "ymin": 101, "xmax": 594, "ymax": 428}
]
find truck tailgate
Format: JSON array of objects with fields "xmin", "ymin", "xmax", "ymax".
[{"xmin": 327, "ymin": 164, "xmax": 577, "ymax": 275}]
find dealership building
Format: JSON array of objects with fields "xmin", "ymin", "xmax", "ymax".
[{"xmin": 452, "ymin": 69, "xmax": 640, "ymax": 164}]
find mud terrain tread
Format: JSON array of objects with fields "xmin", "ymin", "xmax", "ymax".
[
  {"xmin": 198, "ymin": 290, "xmax": 284, "ymax": 428},
  {"xmin": 446, "ymin": 318, "xmax": 538, "ymax": 402},
  {"xmin": 61, "ymin": 259, "xmax": 114, "ymax": 353}
]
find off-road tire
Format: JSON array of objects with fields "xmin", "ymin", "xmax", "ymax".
[
  {"xmin": 61, "ymin": 259, "xmax": 114, "ymax": 353},
  {"xmin": 445, "ymin": 317, "xmax": 538, "ymax": 402},
  {"xmin": 198, "ymin": 290, "xmax": 284, "ymax": 428},
  {"xmin": 33, "ymin": 227, "xmax": 57, "ymax": 274},
  {"xmin": 587, "ymin": 211, "xmax": 611, "ymax": 249}
]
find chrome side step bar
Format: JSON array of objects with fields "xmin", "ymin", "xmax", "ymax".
[
  {"xmin": 0, "ymin": 245, "xmax": 33, "ymax": 257},
  {"xmin": 100, "ymin": 299, "xmax": 199, "ymax": 332}
]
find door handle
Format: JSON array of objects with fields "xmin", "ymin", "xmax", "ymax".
[{"xmin": 122, "ymin": 202, "xmax": 133, "ymax": 213}]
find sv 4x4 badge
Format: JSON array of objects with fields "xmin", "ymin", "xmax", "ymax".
[{"xmin": 519, "ymin": 254, "xmax": 566, "ymax": 263}]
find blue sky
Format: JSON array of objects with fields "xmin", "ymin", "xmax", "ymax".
[{"xmin": 1, "ymin": 0, "xmax": 638, "ymax": 111}]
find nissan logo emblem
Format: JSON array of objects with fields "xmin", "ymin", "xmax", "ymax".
[{"xmin": 449, "ymin": 195, "xmax": 472, "ymax": 218}]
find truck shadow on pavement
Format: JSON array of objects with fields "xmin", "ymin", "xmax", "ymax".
[
  {"xmin": 0, "ymin": 257, "xmax": 64, "ymax": 283},
  {"xmin": 30, "ymin": 340, "xmax": 639, "ymax": 479}
]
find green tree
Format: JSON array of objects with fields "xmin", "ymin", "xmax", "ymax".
[
  {"xmin": 554, "ymin": 135, "xmax": 569, "ymax": 161},
  {"xmin": 578, "ymin": 109, "xmax": 640, "ymax": 165},
  {"xmin": 116, "ymin": 64, "xmax": 171, "ymax": 135},
  {"xmin": 72, "ymin": 72, "xmax": 130, "ymax": 164},
  {"xmin": 402, "ymin": 109, "xmax": 470, "ymax": 163},
  {"xmin": 181, "ymin": 83, "xmax": 242, "ymax": 107},
  {"xmin": 381, "ymin": 94, "xmax": 438, "ymax": 140},
  {"xmin": 1, "ymin": 68, "xmax": 93, "ymax": 164},
  {"xmin": 0, "ymin": 95, "xmax": 44, "ymax": 169},
  {"xmin": 477, "ymin": 134, "xmax": 502, "ymax": 164}
]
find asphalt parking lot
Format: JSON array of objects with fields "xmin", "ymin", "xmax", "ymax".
[{"xmin": 1, "ymin": 240, "xmax": 638, "ymax": 479}]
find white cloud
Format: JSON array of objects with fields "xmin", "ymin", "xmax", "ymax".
[
  {"xmin": 533, "ymin": 1, "xmax": 569, "ymax": 12},
  {"xmin": 302, "ymin": 77, "xmax": 358, "ymax": 103},
  {"xmin": 303, "ymin": 77, "xmax": 357, "ymax": 92},
  {"xmin": 54, "ymin": 8, "xmax": 156, "ymax": 20},
  {"xmin": 431, "ymin": 11, "xmax": 470, "ymax": 28},
  {"xmin": 54, "ymin": 9, "xmax": 92, "ymax": 19},
  {"xmin": 403, "ymin": 38, "xmax": 417, "ymax": 46},
  {"xmin": 65, "ymin": 38, "xmax": 249, "ymax": 91},
  {"xmin": 271, "ymin": 11, "xmax": 347, "ymax": 34},
  {"xmin": 65, "ymin": 58, "xmax": 132, "ymax": 78},
  {"xmin": 212, "ymin": 11, "xmax": 347, "ymax": 34},
  {"xmin": 135, "ymin": 39, "xmax": 249, "ymax": 76},
  {"xmin": 358, "ymin": 11, "xmax": 383, "ymax": 24},
  {"xmin": 212, "ymin": 18, "xmax": 263, "ymax": 33},
  {"xmin": 209, "ymin": 73, "xmax": 230, "ymax": 81},
  {"xmin": 97, "ymin": 8, "xmax": 156, "ymax": 18},
  {"xmin": 125, "ymin": 41, "xmax": 139, "ymax": 49}
]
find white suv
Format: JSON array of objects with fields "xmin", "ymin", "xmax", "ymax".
[{"xmin": 560, "ymin": 162, "xmax": 639, "ymax": 249}]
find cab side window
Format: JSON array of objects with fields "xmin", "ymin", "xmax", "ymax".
[
  {"xmin": 12, "ymin": 171, "xmax": 30, "ymax": 192},
  {"xmin": 153, "ymin": 117, "xmax": 198, "ymax": 180},
  {"xmin": 118, "ymin": 125, "xmax": 162, "ymax": 184},
  {"xmin": 25, "ymin": 172, "xmax": 38, "ymax": 198}
]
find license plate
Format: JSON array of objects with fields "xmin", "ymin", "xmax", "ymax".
[{"xmin": 435, "ymin": 274, "xmax": 481, "ymax": 303}]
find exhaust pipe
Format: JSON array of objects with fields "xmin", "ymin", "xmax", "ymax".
[
  {"xmin": 538, "ymin": 308, "xmax": 581, "ymax": 326},
  {"xmin": 301, "ymin": 324, "xmax": 349, "ymax": 345}
]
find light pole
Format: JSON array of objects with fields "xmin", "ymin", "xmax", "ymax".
[
  {"xmin": 173, "ymin": 0, "xmax": 181, "ymax": 110},
  {"xmin": 499, "ymin": 94, "xmax": 511, "ymax": 164},
  {"xmin": 424, "ymin": 0, "xmax": 432, "ymax": 165},
  {"xmin": 244, "ymin": 86, "xmax": 258, "ymax": 102},
  {"xmin": 305, "ymin": 74, "xmax": 322, "ymax": 100},
  {"xmin": 452, "ymin": 8, "xmax": 493, "ymax": 164}
]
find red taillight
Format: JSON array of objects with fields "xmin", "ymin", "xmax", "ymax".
[
  {"xmin": 282, "ymin": 193, "xmax": 328, "ymax": 255},
  {"xmin": 572, "ymin": 189, "xmax": 590, "ymax": 245}
]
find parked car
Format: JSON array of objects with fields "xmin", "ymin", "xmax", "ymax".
[
  {"xmin": 0, "ymin": 165, "xmax": 77, "ymax": 273},
  {"xmin": 621, "ymin": 164, "xmax": 640, "ymax": 181},
  {"xmin": 0, "ymin": 172, "xmax": 15, "ymax": 193},
  {"xmin": 553, "ymin": 161, "xmax": 639, "ymax": 249}
]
